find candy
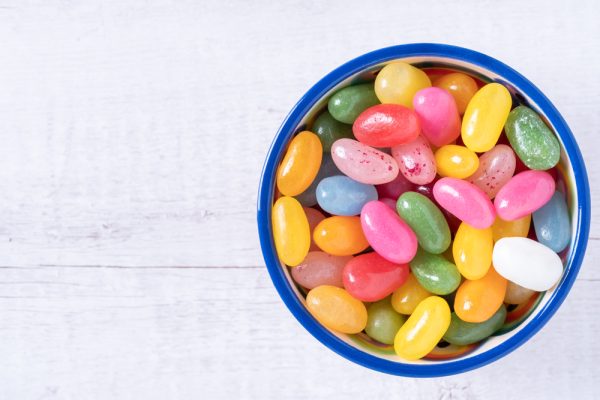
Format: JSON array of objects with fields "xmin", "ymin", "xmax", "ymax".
[
  {"xmin": 353, "ymin": 104, "xmax": 420, "ymax": 147},
  {"xmin": 504, "ymin": 281, "xmax": 536, "ymax": 304},
  {"xmin": 434, "ymin": 145, "xmax": 479, "ymax": 179},
  {"xmin": 366, "ymin": 299, "xmax": 407, "ymax": 345},
  {"xmin": 505, "ymin": 106, "xmax": 560, "ymax": 170},
  {"xmin": 306, "ymin": 285, "xmax": 367, "ymax": 334},
  {"xmin": 391, "ymin": 135, "xmax": 437, "ymax": 185},
  {"xmin": 360, "ymin": 201, "xmax": 418, "ymax": 264},
  {"xmin": 296, "ymin": 154, "xmax": 341, "ymax": 206},
  {"xmin": 391, "ymin": 273, "xmax": 431, "ymax": 315},
  {"xmin": 303, "ymin": 207, "xmax": 326, "ymax": 251},
  {"xmin": 328, "ymin": 83, "xmax": 380, "ymax": 124},
  {"xmin": 312, "ymin": 111, "xmax": 353, "ymax": 152},
  {"xmin": 433, "ymin": 177, "xmax": 496, "ymax": 229},
  {"xmin": 314, "ymin": 216, "xmax": 369, "ymax": 256},
  {"xmin": 396, "ymin": 192, "xmax": 451, "ymax": 254},
  {"xmin": 374, "ymin": 62, "xmax": 431, "ymax": 107},
  {"xmin": 343, "ymin": 252, "xmax": 409, "ymax": 302},
  {"xmin": 493, "ymin": 237, "xmax": 563, "ymax": 291},
  {"xmin": 492, "ymin": 214, "xmax": 531, "ymax": 242},
  {"xmin": 331, "ymin": 138, "xmax": 399, "ymax": 185},
  {"xmin": 413, "ymin": 87, "xmax": 461, "ymax": 147},
  {"xmin": 532, "ymin": 191, "xmax": 570, "ymax": 252},
  {"xmin": 291, "ymin": 251, "xmax": 351, "ymax": 289},
  {"xmin": 415, "ymin": 180, "xmax": 462, "ymax": 232},
  {"xmin": 276, "ymin": 131, "xmax": 323, "ymax": 196},
  {"xmin": 316, "ymin": 175, "xmax": 378, "ymax": 216},
  {"xmin": 443, "ymin": 305, "xmax": 506, "ymax": 346},
  {"xmin": 468, "ymin": 144, "xmax": 516, "ymax": 198},
  {"xmin": 453, "ymin": 222, "xmax": 493, "ymax": 280},
  {"xmin": 272, "ymin": 197, "xmax": 311, "ymax": 266},
  {"xmin": 410, "ymin": 248, "xmax": 461, "ymax": 295},
  {"xmin": 432, "ymin": 72, "xmax": 478, "ymax": 114},
  {"xmin": 376, "ymin": 172, "xmax": 414, "ymax": 199},
  {"xmin": 394, "ymin": 296, "xmax": 451, "ymax": 360},
  {"xmin": 461, "ymin": 83, "xmax": 512, "ymax": 152},
  {"xmin": 454, "ymin": 267, "xmax": 507, "ymax": 323},
  {"xmin": 379, "ymin": 197, "xmax": 397, "ymax": 209},
  {"xmin": 494, "ymin": 170, "xmax": 555, "ymax": 221}
]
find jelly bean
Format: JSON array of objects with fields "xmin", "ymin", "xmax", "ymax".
[
  {"xmin": 328, "ymin": 83, "xmax": 380, "ymax": 124},
  {"xmin": 494, "ymin": 170, "xmax": 555, "ymax": 221},
  {"xmin": 468, "ymin": 144, "xmax": 516, "ymax": 198},
  {"xmin": 492, "ymin": 214, "xmax": 531, "ymax": 242},
  {"xmin": 433, "ymin": 72, "xmax": 479, "ymax": 114},
  {"xmin": 394, "ymin": 296, "xmax": 451, "ymax": 360},
  {"xmin": 312, "ymin": 111, "xmax": 353, "ymax": 152},
  {"xmin": 272, "ymin": 197, "xmax": 310, "ymax": 266},
  {"xmin": 276, "ymin": 131, "xmax": 323, "ymax": 196},
  {"xmin": 391, "ymin": 136, "xmax": 437, "ymax": 185},
  {"xmin": 353, "ymin": 104, "xmax": 420, "ymax": 147},
  {"xmin": 504, "ymin": 281, "xmax": 536, "ymax": 304},
  {"xmin": 306, "ymin": 285, "xmax": 367, "ymax": 334},
  {"xmin": 413, "ymin": 87, "xmax": 461, "ymax": 147},
  {"xmin": 433, "ymin": 177, "xmax": 496, "ymax": 229},
  {"xmin": 391, "ymin": 273, "xmax": 431, "ymax": 315},
  {"xmin": 493, "ymin": 237, "xmax": 563, "ymax": 291},
  {"xmin": 453, "ymin": 222, "xmax": 493, "ymax": 280},
  {"xmin": 374, "ymin": 62, "xmax": 431, "ymax": 107},
  {"xmin": 295, "ymin": 154, "xmax": 341, "ymax": 206},
  {"xmin": 316, "ymin": 175, "xmax": 378, "ymax": 216},
  {"xmin": 434, "ymin": 145, "xmax": 479, "ymax": 179},
  {"xmin": 331, "ymin": 138, "xmax": 399, "ymax": 185},
  {"xmin": 415, "ymin": 180, "xmax": 462, "ymax": 232},
  {"xmin": 461, "ymin": 83, "xmax": 512, "ymax": 152},
  {"xmin": 379, "ymin": 197, "xmax": 397, "ymax": 209},
  {"xmin": 396, "ymin": 192, "xmax": 451, "ymax": 254},
  {"xmin": 533, "ymin": 191, "xmax": 570, "ymax": 253},
  {"xmin": 291, "ymin": 251, "xmax": 352, "ymax": 289},
  {"xmin": 505, "ymin": 106, "xmax": 560, "ymax": 170},
  {"xmin": 303, "ymin": 207, "xmax": 325, "ymax": 251},
  {"xmin": 376, "ymin": 172, "xmax": 414, "ymax": 199},
  {"xmin": 454, "ymin": 267, "xmax": 507, "ymax": 323},
  {"xmin": 366, "ymin": 299, "xmax": 407, "ymax": 345},
  {"xmin": 314, "ymin": 216, "xmax": 369, "ymax": 256},
  {"xmin": 443, "ymin": 305, "xmax": 506, "ymax": 346},
  {"xmin": 343, "ymin": 252, "xmax": 409, "ymax": 302},
  {"xmin": 410, "ymin": 248, "xmax": 461, "ymax": 295},
  {"xmin": 360, "ymin": 201, "xmax": 418, "ymax": 264}
]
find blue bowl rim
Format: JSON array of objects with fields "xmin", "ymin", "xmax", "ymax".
[{"xmin": 256, "ymin": 43, "xmax": 591, "ymax": 377}]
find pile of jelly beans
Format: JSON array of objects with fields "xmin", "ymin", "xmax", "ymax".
[{"xmin": 272, "ymin": 61, "xmax": 570, "ymax": 360}]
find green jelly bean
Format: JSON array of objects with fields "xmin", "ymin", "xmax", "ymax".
[
  {"xmin": 365, "ymin": 298, "xmax": 406, "ymax": 345},
  {"xmin": 396, "ymin": 192, "xmax": 451, "ymax": 254},
  {"xmin": 312, "ymin": 111, "xmax": 353, "ymax": 152},
  {"xmin": 328, "ymin": 83, "xmax": 380, "ymax": 124},
  {"xmin": 410, "ymin": 248, "xmax": 461, "ymax": 295},
  {"xmin": 443, "ymin": 305, "xmax": 507, "ymax": 345},
  {"xmin": 504, "ymin": 106, "xmax": 560, "ymax": 170}
]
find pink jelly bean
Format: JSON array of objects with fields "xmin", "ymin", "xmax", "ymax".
[
  {"xmin": 413, "ymin": 87, "xmax": 461, "ymax": 147},
  {"xmin": 391, "ymin": 135, "xmax": 436, "ymax": 185},
  {"xmin": 331, "ymin": 138, "xmax": 399, "ymax": 185},
  {"xmin": 468, "ymin": 144, "xmax": 516, "ymax": 198},
  {"xmin": 379, "ymin": 197, "xmax": 397, "ymax": 209},
  {"xmin": 303, "ymin": 207, "xmax": 326, "ymax": 251},
  {"xmin": 291, "ymin": 251, "xmax": 352, "ymax": 289},
  {"xmin": 494, "ymin": 170, "xmax": 556, "ymax": 221},
  {"xmin": 376, "ymin": 172, "xmax": 414, "ymax": 199},
  {"xmin": 433, "ymin": 177, "xmax": 496, "ymax": 229},
  {"xmin": 360, "ymin": 200, "xmax": 418, "ymax": 264}
]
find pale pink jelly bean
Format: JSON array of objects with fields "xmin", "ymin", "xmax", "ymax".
[
  {"xmin": 433, "ymin": 177, "xmax": 496, "ymax": 229},
  {"xmin": 360, "ymin": 200, "xmax": 418, "ymax": 264},
  {"xmin": 303, "ymin": 207, "xmax": 326, "ymax": 251},
  {"xmin": 468, "ymin": 144, "xmax": 516, "ymax": 199},
  {"xmin": 413, "ymin": 87, "xmax": 461, "ymax": 147},
  {"xmin": 331, "ymin": 138, "xmax": 399, "ymax": 185},
  {"xmin": 391, "ymin": 135, "xmax": 436, "ymax": 185},
  {"xmin": 494, "ymin": 170, "xmax": 555, "ymax": 221},
  {"xmin": 291, "ymin": 251, "xmax": 352, "ymax": 289}
]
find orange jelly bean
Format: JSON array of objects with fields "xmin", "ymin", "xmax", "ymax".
[
  {"xmin": 391, "ymin": 273, "xmax": 431, "ymax": 315},
  {"xmin": 276, "ymin": 131, "xmax": 323, "ymax": 196},
  {"xmin": 433, "ymin": 72, "xmax": 479, "ymax": 114},
  {"xmin": 313, "ymin": 216, "xmax": 369, "ymax": 256},
  {"xmin": 306, "ymin": 285, "xmax": 367, "ymax": 334},
  {"xmin": 272, "ymin": 197, "xmax": 310, "ymax": 266},
  {"xmin": 454, "ymin": 267, "xmax": 507, "ymax": 323},
  {"xmin": 491, "ymin": 215, "xmax": 532, "ymax": 242}
]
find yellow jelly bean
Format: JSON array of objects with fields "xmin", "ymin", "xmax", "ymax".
[
  {"xmin": 313, "ymin": 216, "xmax": 369, "ymax": 256},
  {"xmin": 391, "ymin": 274, "xmax": 431, "ymax": 315},
  {"xmin": 272, "ymin": 196, "xmax": 310, "ymax": 266},
  {"xmin": 374, "ymin": 62, "xmax": 431, "ymax": 108},
  {"xmin": 306, "ymin": 285, "xmax": 367, "ymax": 334},
  {"xmin": 394, "ymin": 296, "xmax": 450, "ymax": 360},
  {"xmin": 461, "ymin": 83, "xmax": 512, "ymax": 152},
  {"xmin": 492, "ymin": 215, "xmax": 531, "ymax": 242},
  {"xmin": 454, "ymin": 267, "xmax": 507, "ymax": 323},
  {"xmin": 433, "ymin": 72, "xmax": 479, "ymax": 114},
  {"xmin": 276, "ymin": 131, "xmax": 323, "ymax": 196},
  {"xmin": 453, "ymin": 222, "xmax": 493, "ymax": 280},
  {"xmin": 434, "ymin": 145, "xmax": 480, "ymax": 179}
]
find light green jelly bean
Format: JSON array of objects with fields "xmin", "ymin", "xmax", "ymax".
[
  {"xmin": 410, "ymin": 248, "xmax": 461, "ymax": 295},
  {"xmin": 312, "ymin": 111, "xmax": 354, "ymax": 152},
  {"xmin": 443, "ymin": 305, "xmax": 507, "ymax": 345},
  {"xmin": 328, "ymin": 83, "xmax": 380, "ymax": 124},
  {"xmin": 365, "ymin": 298, "xmax": 406, "ymax": 345},
  {"xmin": 504, "ymin": 106, "xmax": 560, "ymax": 170},
  {"xmin": 396, "ymin": 192, "xmax": 451, "ymax": 254}
]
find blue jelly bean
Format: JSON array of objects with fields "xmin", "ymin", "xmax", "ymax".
[
  {"xmin": 295, "ymin": 154, "xmax": 340, "ymax": 206},
  {"xmin": 316, "ymin": 175, "xmax": 378, "ymax": 216},
  {"xmin": 533, "ymin": 191, "xmax": 570, "ymax": 252}
]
